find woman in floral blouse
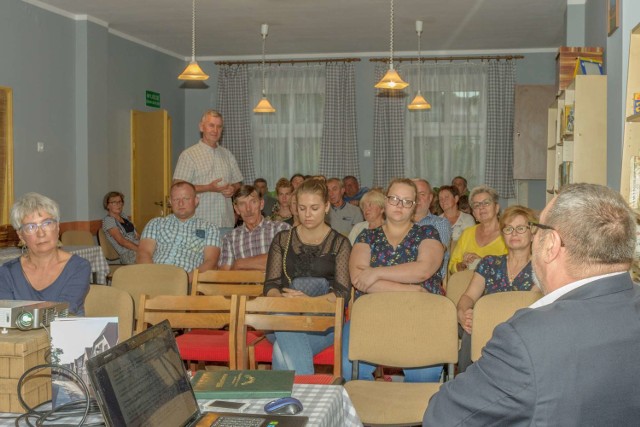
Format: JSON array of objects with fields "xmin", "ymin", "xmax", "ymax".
[{"xmin": 456, "ymin": 205, "xmax": 539, "ymax": 372}]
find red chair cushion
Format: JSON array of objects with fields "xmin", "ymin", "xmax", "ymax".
[
  {"xmin": 294, "ymin": 374, "xmax": 337, "ymax": 384},
  {"xmin": 178, "ymin": 330, "xmax": 263, "ymax": 362},
  {"xmin": 252, "ymin": 341, "xmax": 334, "ymax": 366},
  {"xmin": 312, "ymin": 346, "xmax": 334, "ymax": 365}
]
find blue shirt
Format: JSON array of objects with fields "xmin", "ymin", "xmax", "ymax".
[{"xmin": 418, "ymin": 213, "xmax": 452, "ymax": 279}]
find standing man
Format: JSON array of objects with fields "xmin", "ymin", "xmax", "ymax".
[
  {"xmin": 137, "ymin": 182, "xmax": 220, "ymax": 282},
  {"xmin": 343, "ymin": 176, "xmax": 369, "ymax": 206},
  {"xmin": 424, "ymin": 183, "xmax": 640, "ymax": 426},
  {"xmin": 218, "ymin": 185, "xmax": 290, "ymax": 271},
  {"xmin": 451, "ymin": 176, "xmax": 469, "ymax": 197},
  {"xmin": 413, "ymin": 178, "xmax": 451, "ymax": 280},
  {"xmin": 173, "ymin": 109, "xmax": 243, "ymax": 236},
  {"xmin": 327, "ymin": 177, "xmax": 363, "ymax": 236}
]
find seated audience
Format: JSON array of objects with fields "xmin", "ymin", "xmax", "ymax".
[
  {"xmin": 438, "ymin": 185, "xmax": 476, "ymax": 242},
  {"xmin": 343, "ymin": 175, "xmax": 369, "ymax": 206},
  {"xmin": 424, "ymin": 183, "xmax": 640, "ymax": 426},
  {"xmin": 102, "ymin": 191, "xmax": 139, "ymax": 264},
  {"xmin": 253, "ymin": 178, "xmax": 277, "ymax": 217},
  {"xmin": 448, "ymin": 185, "xmax": 507, "ymax": 275},
  {"xmin": 137, "ymin": 181, "xmax": 220, "ymax": 281},
  {"xmin": 327, "ymin": 177, "xmax": 363, "ymax": 236},
  {"xmin": 456, "ymin": 205, "xmax": 538, "ymax": 372},
  {"xmin": 348, "ymin": 188, "xmax": 385, "ymax": 245},
  {"xmin": 343, "ymin": 178, "xmax": 445, "ymax": 382},
  {"xmin": 219, "ymin": 185, "xmax": 290, "ymax": 271},
  {"xmin": 270, "ymin": 178, "xmax": 294, "ymax": 225},
  {"xmin": 452, "ymin": 175, "xmax": 469, "ymax": 196},
  {"xmin": 290, "ymin": 173, "xmax": 305, "ymax": 191},
  {"xmin": 0, "ymin": 193, "xmax": 90, "ymax": 315},
  {"xmin": 263, "ymin": 179, "xmax": 351, "ymax": 375}
]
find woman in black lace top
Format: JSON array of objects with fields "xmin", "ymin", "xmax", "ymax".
[{"xmin": 263, "ymin": 178, "xmax": 351, "ymax": 374}]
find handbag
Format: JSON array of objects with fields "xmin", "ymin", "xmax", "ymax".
[{"xmin": 282, "ymin": 228, "xmax": 331, "ymax": 297}]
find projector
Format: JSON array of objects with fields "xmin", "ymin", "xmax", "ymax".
[{"xmin": 0, "ymin": 300, "xmax": 69, "ymax": 330}]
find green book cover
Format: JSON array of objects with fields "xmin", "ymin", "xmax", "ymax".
[{"xmin": 191, "ymin": 370, "xmax": 294, "ymax": 399}]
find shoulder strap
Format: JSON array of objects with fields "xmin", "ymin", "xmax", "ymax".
[{"xmin": 282, "ymin": 228, "xmax": 293, "ymax": 285}]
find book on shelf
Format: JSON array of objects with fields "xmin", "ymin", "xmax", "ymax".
[
  {"xmin": 191, "ymin": 370, "xmax": 295, "ymax": 399},
  {"xmin": 559, "ymin": 161, "xmax": 573, "ymax": 187},
  {"xmin": 629, "ymin": 156, "xmax": 640, "ymax": 210},
  {"xmin": 564, "ymin": 105, "xmax": 574, "ymax": 135},
  {"xmin": 634, "ymin": 93, "xmax": 640, "ymax": 115}
]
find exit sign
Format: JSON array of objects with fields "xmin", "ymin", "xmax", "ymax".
[{"xmin": 145, "ymin": 90, "xmax": 160, "ymax": 108}]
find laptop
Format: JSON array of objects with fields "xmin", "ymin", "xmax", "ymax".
[{"xmin": 86, "ymin": 320, "xmax": 308, "ymax": 427}]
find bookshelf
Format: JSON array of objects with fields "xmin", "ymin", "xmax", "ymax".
[{"xmin": 545, "ymin": 75, "xmax": 607, "ymax": 202}]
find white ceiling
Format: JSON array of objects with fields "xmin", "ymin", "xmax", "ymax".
[{"xmin": 26, "ymin": 0, "xmax": 569, "ymax": 60}]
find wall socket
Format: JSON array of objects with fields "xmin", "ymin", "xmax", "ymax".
[{"xmin": 37, "ymin": 142, "xmax": 44, "ymax": 152}]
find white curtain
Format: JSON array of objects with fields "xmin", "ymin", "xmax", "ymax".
[
  {"xmin": 402, "ymin": 62, "xmax": 488, "ymax": 189},
  {"xmin": 249, "ymin": 64, "xmax": 325, "ymax": 185}
]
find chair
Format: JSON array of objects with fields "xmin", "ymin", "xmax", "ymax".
[
  {"xmin": 344, "ymin": 292, "xmax": 458, "ymax": 426},
  {"xmin": 60, "ymin": 230, "xmax": 95, "ymax": 246},
  {"xmin": 85, "ymin": 284, "xmax": 135, "ymax": 341},
  {"xmin": 236, "ymin": 295, "xmax": 344, "ymax": 384},
  {"xmin": 97, "ymin": 228, "xmax": 121, "ymax": 262},
  {"xmin": 191, "ymin": 269, "xmax": 264, "ymax": 297},
  {"xmin": 136, "ymin": 294, "xmax": 239, "ymax": 369},
  {"xmin": 111, "ymin": 264, "xmax": 188, "ymax": 323},
  {"xmin": 471, "ymin": 290, "xmax": 542, "ymax": 361},
  {"xmin": 445, "ymin": 269, "xmax": 474, "ymax": 306}
]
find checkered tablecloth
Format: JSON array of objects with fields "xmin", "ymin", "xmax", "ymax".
[
  {"xmin": 0, "ymin": 245, "xmax": 110, "ymax": 285},
  {"xmin": 198, "ymin": 384, "xmax": 362, "ymax": 427}
]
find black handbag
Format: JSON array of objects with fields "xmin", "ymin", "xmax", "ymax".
[{"xmin": 282, "ymin": 228, "xmax": 331, "ymax": 297}]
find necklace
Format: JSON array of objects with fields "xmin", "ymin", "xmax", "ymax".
[{"xmin": 506, "ymin": 255, "xmax": 529, "ymax": 282}]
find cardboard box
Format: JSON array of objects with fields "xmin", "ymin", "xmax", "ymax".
[
  {"xmin": 0, "ymin": 328, "xmax": 51, "ymax": 413},
  {"xmin": 556, "ymin": 47, "xmax": 604, "ymax": 91}
]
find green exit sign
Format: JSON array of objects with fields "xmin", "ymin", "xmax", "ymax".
[{"xmin": 145, "ymin": 90, "xmax": 160, "ymax": 108}]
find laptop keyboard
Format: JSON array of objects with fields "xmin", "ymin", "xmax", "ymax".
[{"xmin": 211, "ymin": 416, "xmax": 265, "ymax": 427}]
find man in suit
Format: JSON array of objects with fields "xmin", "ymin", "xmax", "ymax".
[{"xmin": 424, "ymin": 183, "xmax": 640, "ymax": 426}]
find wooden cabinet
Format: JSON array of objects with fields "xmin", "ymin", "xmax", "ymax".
[{"xmin": 545, "ymin": 75, "xmax": 607, "ymax": 202}]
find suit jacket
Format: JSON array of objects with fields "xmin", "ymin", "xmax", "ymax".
[{"xmin": 424, "ymin": 273, "xmax": 640, "ymax": 426}]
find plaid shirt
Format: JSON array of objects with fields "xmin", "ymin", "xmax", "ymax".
[
  {"xmin": 173, "ymin": 140, "xmax": 243, "ymax": 228},
  {"xmin": 218, "ymin": 218, "xmax": 290, "ymax": 267},
  {"xmin": 141, "ymin": 214, "xmax": 220, "ymax": 272},
  {"xmin": 418, "ymin": 213, "xmax": 452, "ymax": 279}
]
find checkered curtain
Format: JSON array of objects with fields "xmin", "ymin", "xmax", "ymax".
[
  {"xmin": 485, "ymin": 60, "xmax": 516, "ymax": 198},
  {"xmin": 217, "ymin": 64, "xmax": 256, "ymax": 183},
  {"xmin": 319, "ymin": 62, "xmax": 359, "ymax": 179},
  {"xmin": 372, "ymin": 63, "xmax": 406, "ymax": 188}
]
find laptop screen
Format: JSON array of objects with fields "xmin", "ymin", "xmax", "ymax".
[{"xmin": 87, "ymin": 320, "xmax": 201, "ymax": 427}]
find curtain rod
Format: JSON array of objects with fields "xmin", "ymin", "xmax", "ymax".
[
  {"xmin": 215, "ymin": 58, "xmax": 361, "ymax": 65},
  {"xmin": 370, "ymin": 55, "xmax": 524, "ymax": 63}
]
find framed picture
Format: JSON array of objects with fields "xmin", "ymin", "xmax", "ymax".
[{"xmin": 608, "ymin": 0, "xmax": 619, "ymax": 36}]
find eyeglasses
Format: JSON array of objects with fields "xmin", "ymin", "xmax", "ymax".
[
  {"xmin": 20, "ymin": 219, "xmax": 58, "ymax": 235},
  {"xmin": 502, "ymin": 225, "xmax": 531, "ymax": 235},
  {"xmin": 528, "ymin": 221, "xmax": 565, "ymax": 247},
  {"xmin": 108, "ymin": 200, "xmax": 124, "ymax": 205},
  {"xmin": 385, "ymin": 195, "xmax": 416, "ymax": 208},
  {"xmin": 471, "ymin": 199, "xmax": 494, "ymax": 210}
]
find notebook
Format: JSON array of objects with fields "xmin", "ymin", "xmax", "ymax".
[{"xmin": 86, "ymin": 320, "xmax": 308, "ymax": 427}]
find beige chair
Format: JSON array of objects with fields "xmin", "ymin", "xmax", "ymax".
[
  {"xmin": 111, "ymin": 264, "xmax": 188, "ymax": 323},
  {"xmin": 60, "ymin": 230, "xmax": 95, "ymax": 246},
  {"xmin": 344, "ymin": 292, "xmax": 458, "ymax": 426},
  {"xmin": 85, "ymin": 284, "xmax": 135, "ymax": 341},
  {"xmin": 97, "ymin": 227, "xmax": 121, "ymax": 262},
  {"xmin": 445, "ymin": 269, "xmax": 474, "ymax": 307},
  {"xmin": 471, "ymin": 290, "xmax": 543, "ymax": 361},
  {"xmin": 137, "ymin": 294, "xmax": 239, "ymax": 369},
  {"xmin": 236, "ymin": 295, "xmax": 344, "ymax": 384},
  {"xmin": 191, "ymin": 269, "xmax": 264, "ymax": 297}
]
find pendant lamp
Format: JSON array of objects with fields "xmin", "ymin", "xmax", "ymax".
[
  {"xmin": 408, "ymin": 20, "xmax": 431, "ymax": 110},
  {"xmin": 178, "ymin": 0, "xmax": 209, "ymax": 81},
  {"xmin": 375, "ymin": 0, "xmax": 408, "ymax": 90},
  {"xmin": 254, "ymin": 24, "xmax": 276, "ymax": 113}
]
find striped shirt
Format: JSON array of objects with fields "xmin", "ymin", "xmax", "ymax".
[
  {"xmin": 141, "ymin": 214, "xmax": 220, "ymax": 272},
  {"xmin": 218, "ymin": 218, "xmax": 290, "ymax": 267},
  {"xmin": 173, "ymin": 140, "xmax": 243, "ymax": 228}
]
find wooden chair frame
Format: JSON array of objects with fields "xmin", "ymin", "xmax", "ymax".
[{"xmin": 191, "ymin": 269, "xmax": 264, "ymax": 297}]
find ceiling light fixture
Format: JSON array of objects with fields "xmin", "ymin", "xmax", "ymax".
[
  {"xmin": 178, "ymin": 0, "xmax": 209, "ymax": 81},
  {"xmin": 375, "ymin": 0, "xmax": 408, "ymax": 90},
  {"xmin": 408, "ymin": 20, "xmax": 431, "ymax": 110},
  {"xmin": 253, "ymin": 24, "xmax": 276, "ymax": 113}
]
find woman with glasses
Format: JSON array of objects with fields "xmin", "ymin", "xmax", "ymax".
[
  {"xmin": 102, "ymin": 191, "xmax": 140, "ymax": 264},
  {"xmin": 448, "ymin": 185, "xmax": 508, "ymax": 275},
  {"xmin": 343, "ymin": 178, "xmax": 445, "ymax": 382},
  {"xmin": 456, "ymin": 205, "xmax": 538, "ymax": 372},
  {"xmin": 0, "ymin": 193, "xmax": 91, "ymax": 315}
]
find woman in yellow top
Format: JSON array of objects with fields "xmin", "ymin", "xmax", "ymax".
[{"xmin": 448, "ymin": 185, "xmax": 507, "ymax": 275}]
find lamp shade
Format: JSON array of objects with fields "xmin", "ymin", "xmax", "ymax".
[
  {"xmin": 253, "ymin": 96, "xmax": 276, "ymax": 113},
  {"xmin": 375, "ymin": 68, "xmax": 409, "ymax": 90},
  {"xmin": 408, "ymin": 91, "xmax": 431, "ymax": 110},
  {"xmin": 178, "ymin": 61, "xmax": 209, "ymax": 81}
]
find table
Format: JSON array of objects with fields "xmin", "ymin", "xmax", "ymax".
[{"xmin": 0, "ymin": 245, "xmax": 110, "ymax": 285}]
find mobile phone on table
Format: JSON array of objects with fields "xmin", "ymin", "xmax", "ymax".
[{"xmin": 203, "ymin": 400, "xmax": 249, "ymax": 413}]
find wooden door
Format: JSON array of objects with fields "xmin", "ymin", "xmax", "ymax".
[
  {"xmin": 131, "ymin": 110, "xmax": 172, "ymax": 231},
  {"xmin": 513, "ymin": 85, "xmax": 557, "ymax": 180}
]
